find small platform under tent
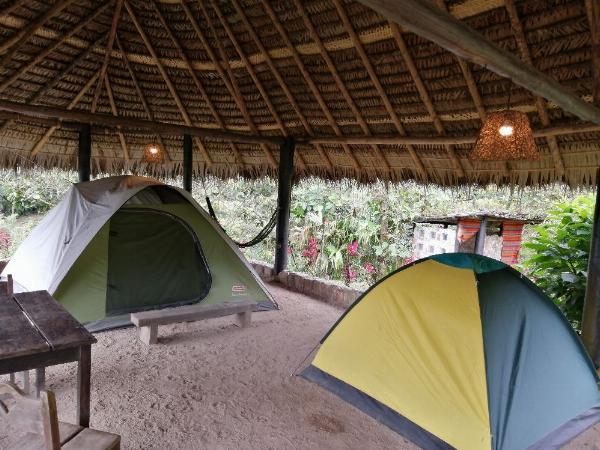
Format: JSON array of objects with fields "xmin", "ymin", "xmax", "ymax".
[{"xmin": 2, "ymin": 0, "xmax": 600, "ymax": 449}]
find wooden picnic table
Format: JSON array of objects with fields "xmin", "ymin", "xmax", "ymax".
[{"xmin": 0, "ymin": 290, "xmax": 96, "ymax": 427}]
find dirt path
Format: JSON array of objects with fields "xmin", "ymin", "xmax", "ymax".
[{"xmin": 1, "ymin": 283, "xmax": 599, "ymax": 449}]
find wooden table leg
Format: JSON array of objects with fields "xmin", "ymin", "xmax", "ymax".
[
  {"xmin": 77, "ymin": 345, "xmax": 91, "ymax": 427},
  {"xmin": 35, "ymin": 367, "xmax": 45, "ymax": 397}
]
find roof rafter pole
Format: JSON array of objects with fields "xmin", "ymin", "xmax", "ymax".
[
  {"xmin": 293, "ymin": 0, "xmax": 424, "ymax": 180},
  {"xmin": 0, "ymin": 98, "xmax": 284, "ymax": 145},
  {"xmin": 115, "ymin": 34, "xmax": 170, "ymax": 162},
  {"xmin": 307, "ymin": 121, "xmax": 600, "ymax": 145},
  {"xmin": 30, "ymin": 70, "xmax": 100, "ymax": 157},
  {"xmin": 151, "ymin": 0, "xmax": 244, "ymax": 168},
  {"xmin": 123, "ymin": 0, "xmax": 213, "ymax": 166},
  {"xmin": 0, "ymin": 35, "xmax": 105, "ymax": 136},
  {"xmin": 335, "ymin": 0, "xmax": 455, "ymax": 177},
  {"xmin": 585, "ymin": 0, "xmax": 600, "ymax": 106},
  {"xmin": 91, "ymin": 0, "xmax": 124, "ymax": 113},
  {"xmin": 0, "ymin": 0, "xmax": 78, "ymax": 61},
  {"xmin": 228, "ymin": 0, "xmax": 356, "ymax": 174},
  {"xmin": 0, "ymin": 1, "xmax": 22, "ymax": 17},
  {"xmin": 504, "ymin": 0, "xmax": 565, "ymax": 177},
  {"xmin": 182, "ymin": 0, "xmax": 278, "ymax": 170},
  {"xmin": 0, "ymin": 3, "xmax": 109, "ymax": 93},
  {"xmin": 260, "ymin": 0, "xmax": 370, "ymax": 175},
  {"xmin": 387, "ymin": 22, "xmax": 465, "ymax": 178},
  {"xmin": 207, "ymin": 0, "xmax": 321, "ymax": 171},
  {"xmin": 104, "ymin": 74, "xmax": 130, "ymax": 161},
  {"xmin": 357, "ymin": 0, "xmax": 600, "ymax": 125}
]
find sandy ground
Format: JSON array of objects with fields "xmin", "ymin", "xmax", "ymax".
[{"xmin": 1, "ymin": 282, "xmax": 600, "ymax": 449}]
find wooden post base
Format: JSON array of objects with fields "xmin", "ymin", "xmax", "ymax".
[
  {"xmin": 139, "ymin": 325, "xmax": 158, "ymax": 345},
  {"xmin": 237, "ymin": 311, "xmax": 251, "ymax": 328}
]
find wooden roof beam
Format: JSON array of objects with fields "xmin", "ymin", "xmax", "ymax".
[
  {"xmin": 104, "ymin": 74, "xmax": 130, "ymax": 161},
  {"xmin": 388, "ymin": 22, "xmax": 466, "ymax": 178},
  {"xmin": 151, "ymin": 0, "xmax": 244, "ymax": 168},
  {"xmin": 181, "ymin": 1, "xmax": 276, "ymax": 170},
  {"xmin": 357, "ymin": 0, "xmax": 600, "ymax": 126},
  {"xmin": 124, "ymin": 0, "xmax": 213, "ymax": 166},
  {"xmin": 293, "ymin": 0, "xmax": 425, "ymax": 180},
  {"xmin": 227, "ymin": 0, "xmax": 355, "ymax": 173},
  {"xmin": 0, "ymin": 0, "xmax": 78, "ymax": 65},
  {"xmin": 0, "ymin": 3, "xmax": 109, "ymax": 95},
  {"xmin": 91, "ymin": 0, "xmax": 123, "ymax": 113},
  {"xmin": 208, "ymin": 0, "xmax": 322, "ymax": 172},
  {"xmin": 0, "ymin": 98, "xmax": 285, "ymax": 145},
  {"xmin": 116, "ymin": 34, "xmax": 170, "ymax": 162},
  {"xmin": 0, "ymin": 34, "xmax": 105, "ymax": 135},
  {"xmin": 30, "ymin": 71, "xmax": 100, "ymax": 157},
  {"xmin": 261, "ymin": 0, "xmax": 377, "ymax": 177},
  {"xmin": 504, "ymin": 0, "xmax": 565, "ymax": 176},
  {"xmin": 586, "ymin": 0, "xmax": 600, "ymax": 106}
]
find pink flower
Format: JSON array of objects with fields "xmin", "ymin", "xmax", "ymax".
[
  {"xmin": 287, "ymin": 246, "xmax": 293, "ymax": 255},
  {"xmin": 301, "ymin": 236, "xmax": 319, "ymax": 261},
  {"xmin": 363, "ymin": 262, "xmax": 376, "ymax": 273},
  {"xmin": 401, "ymin": 256, "xmax": 414, "ymax": 266},
  {"xmin": 343, "ymin": 264, "xmax": 357, "ymax": 282},
  {"xmin": 347, "ymin": 240, "xmax": 359, "ymax": 256},
  {"xmin": 0, "ymin": 229, "xmax": 11, "ymax": 250}
]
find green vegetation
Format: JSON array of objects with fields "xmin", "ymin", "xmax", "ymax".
[
  {"xmin": 0, "ymin": 169, "xmax": 593, "ymax": 327},
  {"xmin": 522, "ymin": 195, "xmax": 595, "ymax": 330}
]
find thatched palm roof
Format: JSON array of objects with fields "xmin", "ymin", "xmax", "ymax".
[{"xmin": 0, "ymin": 0, "xmax": 598, "ymax": 186}]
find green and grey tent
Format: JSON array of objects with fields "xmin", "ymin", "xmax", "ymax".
[
  {"xmin": 302, "ymin": 253, "xmax": 600, "ymax": 450},
  {"xmin": 2, "ymin": 176, "xmax": 276, "ymax": 331}
]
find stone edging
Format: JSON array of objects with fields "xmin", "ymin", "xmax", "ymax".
[{"xmin": 251, "ymin": 261, "xmax": 361, "ymax": 309}]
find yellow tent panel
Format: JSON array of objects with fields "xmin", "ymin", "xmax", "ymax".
[{"xmin": 313, "ymin": 260, "xmax": 491, "ymax": 449}]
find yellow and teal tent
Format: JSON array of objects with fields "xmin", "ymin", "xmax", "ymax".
[
  {"xmin": 302, "ymin": 253, "xmax": 600, "ymax": 450},
  {"xmin": 2, "ymin": 176, "xmax": 276, "ymax": 331}
]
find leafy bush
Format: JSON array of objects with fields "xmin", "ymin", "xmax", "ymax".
[
  {"xmin": 522, "ymin": 195, "xmax": 594, "ymax": 330},
  {"xmin": 0, "ymin": 169, "xmax": 75, "ymax": 215}
]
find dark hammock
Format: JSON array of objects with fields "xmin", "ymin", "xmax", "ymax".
[{"xmin": 205, "ymin": 196, "xmax": 277, "ymax": 248}]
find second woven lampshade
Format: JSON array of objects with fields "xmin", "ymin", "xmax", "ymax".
[{"xmin": 471, "ymin": 110, "xmax": 539, "ymax": 161}]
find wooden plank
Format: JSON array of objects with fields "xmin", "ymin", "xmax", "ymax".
[
  {"xmin": 130, "ymin": 300, "xmax": 258, "ymax": 327},
  {"xmin": 13, "ymin": 291, "xmax": 96, "ymax": 351},
  {"xmin": 357, "ymin": 0, "xmax": 600, "ymax": 125},
  {"xmin": 63, "ymin": 427, "xmax": 120, "ymax": 450},
  {"xmin": 583, "ymin": 180, "xmax": 600, "ymax": 366},
  {"xmin": 76, "ymin": 345, "xmax": 91, "ymax": 428},
  {"xmin": 0, "ymin": 296, "xmax": 48, "ymax": 359},
  {"xmin": 0, "ymin": 347, "xmax": 80, "ymax": 375},
  {"xmin": 59, "ymin": 421, "xmax": 84, "ymax": 445},
  {"xmin": 0, "ymin": 98, "xmax": 284, "ymax": 146}
]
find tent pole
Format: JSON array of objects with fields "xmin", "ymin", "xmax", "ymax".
[
  {"xmin": 474, "ymin": 217, "xmax": 487, "ymax": 255},
  {"xmin": 183, "ymin": 134, "xmax": 192, "ymax": 193},
  {"xmin": 583, "ymin": 178, "xmax": 600, "ymax": 367},
  {"xmin": 274, "ymin": 137, "xmax": 295, "ymax": 274},
  {"xmin": 78, "ymin": 123, "xmax": 91, "ymax": 182}
]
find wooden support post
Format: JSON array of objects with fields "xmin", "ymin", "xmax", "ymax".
[
  {"xmin": 474, "ymin": 217, "xmax": 487, "ymax": 255},
  {"xmin": 274, "ymin": 137, "xmax": 295, "ymax": 274},
  {"xmin": 583, "ymin": 181, "xmax": 600, "ymax": 366},
  {"xmin": 78, "ymin": 124, "xmax": 91, "ymax": 183},
  {"xmin": 183, "ymin": 134, "xmax": 193, "ymax": 193},
  {"xmin": 77, "ymin": 344, "xmax": 91, "ymax": 427}
]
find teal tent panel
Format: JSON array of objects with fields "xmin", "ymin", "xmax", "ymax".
[
  {"xmin": 430, "ymin": 253, "xmax": 506, "ymax": 274},
  {"xmin": 478, "ymin": 269, "xmax": 600, "ymax": 450}
]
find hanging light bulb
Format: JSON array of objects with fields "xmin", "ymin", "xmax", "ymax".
[
  {"xmin": 470, "ymin": 110, "xmax": 539, "ymax": 161},
  {"xmin": 143, "ymin": 142, "xmax": 164, "ymax": 163},
  {"xmin": 498, "ymin": 125, "xmax": 514, "ymax": 137}
]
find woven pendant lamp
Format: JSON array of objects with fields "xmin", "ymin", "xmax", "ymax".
[
  {"xmin": 471, "ymin": 110, "xmax": 539, "ymax": 161},
  {"xmin": 143, "ymin": 142, "xmax": 164, "ymax": 163}
]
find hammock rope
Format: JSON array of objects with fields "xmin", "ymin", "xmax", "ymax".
[{"xmin": 205, "ymin": 196, "xmax": 277, "ymax": 248}]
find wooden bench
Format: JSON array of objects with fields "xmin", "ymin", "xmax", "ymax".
[
  {"xmin": 130, "ymin": 300, "xmax": 258, "ymax": 345},
  {"xmin": 0, "ymin": 382, "xmax": 120, "ymax": 450}
]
